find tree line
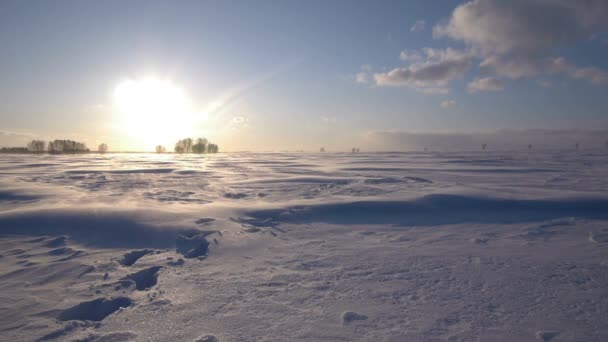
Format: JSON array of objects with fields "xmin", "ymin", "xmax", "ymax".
[
  {"xmin": 0, "ymin": 139, "xmax": 111, "ymax": 154},
  {"xmin": 1, "ymin": 137, "xmax": 220, "ymax": 154},
  {"xmin": 156, "ymin": 137, "xmax": 219, "ymax": 154}
]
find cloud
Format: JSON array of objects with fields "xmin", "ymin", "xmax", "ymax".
[
  {"xmin": 549, "ymin": 57, "xmax": 608, "ymax": 85},
  {"xmin": 410, "ymin": 20, "xmax": 426, "ymax": 32},
  {"xmin": 477, "ymin": 56, "xmax": 608, "ymax": 85},
  {"xmin": 440, "ymin": 100, "xmax": 457, "ymax": 109},
  {"xmin": 399, "ymin": 50, "xmax": 423, "ymax": 62},
  {"xmin": 228, "ymin": 116, "xmax": 250, "ymax": 130},
  {"xmin": 467, "ymin": 77, "xmax": 504, "ymax": 93},
  {"xmin": 355, "ymin": 72, "xmax": 370, "ymax": 84},
  {"xmin": 374, "ymin": 48, "xmax": 472, "ymax": 93},
  {"xmin": 537, "ymin": 80, "xmax": 552, "ymax": 88},
  {"xmin": 354, "ymin": 65, "xmax": 373, "ymax": 84},
  {"xmin": 320, "ymin": 116, "xmax": 337, "ymax": 124},
  {"xmin": 364, "ymin": 128, "xmax": 608, "ymax": 151},
  {"xmin": 434, "ymin": 0, "xmax": 608, "ymax": 85}
]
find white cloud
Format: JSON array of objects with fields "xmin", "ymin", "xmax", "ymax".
[
  {"xmin": 229, "ymin": 116, "xmax": 250, "ymax": 130},
  {"xmin": 467, "ymin": 77, "xmax": 504, "ymax": 93},
  {"xmin": 434, "ymin": 0, "xmax": 608, "ymax": 85},
  {"xmin": 549, "ymin": 57, "xmax": 608, "ymax": 85},
  {"xmin": 399, "ymin": 50, "xmax": 423, "ymax": 62},
  {"xmin": 374, "ymin": 48, "xmax": 472, "ymax": 93},
  {"xmin": 440, "ymin": 100, "xmax": 457, "ymax": 109},
  {"xmin": 410, "ymin": 20, "xmax": 426, "ymax": 32},
  {"xmin": 355, "ymin": 72, "xmax": 370, "ymax": 84}
]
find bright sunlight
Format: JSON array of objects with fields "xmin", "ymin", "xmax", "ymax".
[{"xmin": 113, "ymin": 78, "xmax": 195, "ymax": 150}]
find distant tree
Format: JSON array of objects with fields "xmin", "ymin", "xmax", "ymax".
[
  {"xmin": 48, "ymin": 139, "xmax": 88, "ymax": 153},
  {"xmin": 575, "ymin": 142, "xmax": 579, "ymax": 150},
  {"xmin": 481, "ymin": 143, "xmax": 487, "ymax": 150},
  {"xmin": 27, "ymin": 140, "xmax": 46, "ymax": 153},
  {"xmin": 156, "ymin": 145, "xmax": 166, "ymax": 153},
  {"xmin": 207, "ymin": 143, "xmax": 218, "ymax": 153},
  {"xmin": 528, "ymin": 144, "xmax": 532, "ymax": 150},
  {"xmin": 184, "ymin": 138, "xmax": 193, "ymax": 153},
  {"xmin": 176, "ymin": 137, "xmax": 218, "ymax": 154},
  {"xmin": 192, "ymin": 138, "xmax": 207, "ymax": 154},
  {"xmin": 98, "ymin": 143, "xmax": 108, "ymax": 153},
  {"xmin": 320, "ymin": 147, "xmax": 326, "ymax": 152},
  {"xmin": 0, "ymin": 147, "xmax": 29, "ymax": 153}
]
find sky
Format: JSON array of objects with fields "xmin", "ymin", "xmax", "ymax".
[{"xmin": 1, "ymin": 0, "xmax": 607, "ymax": 151}]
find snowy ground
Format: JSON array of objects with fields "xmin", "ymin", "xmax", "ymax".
[{"xmin": 1, "ymin": 151, "xmax": 607, "ymax": 341}]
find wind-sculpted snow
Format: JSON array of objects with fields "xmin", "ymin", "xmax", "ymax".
[
  {"xmin": 1, "ymin": 151, "xmax": 608, "ymax": 341},
  {"xmin": 0, "ymin": 208, "xmax": 202, "ymax": 248},
  {"xmin": 240, "ymin": 194, "xmax": 608, "ymax": 227}
]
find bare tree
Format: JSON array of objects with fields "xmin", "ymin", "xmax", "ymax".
[
  {"xmin": 156, "ymin": 145, "xmax": 166, "ymax": 153},
  {"xmin": 48, "ymin": 139, "xmax": 88, "ymax": 153},
  {"xmin": 27, "ymin": 140, "xmax": 46, "ymax": 153},
  {"xmin": 207, "ymin": 143, "xmax": 218, "ymax": 153},
  {"xmin": 176, "ymin": 137, "xmax": 218, "ymax": 154},
  {"xmin": 174, "ymin": 142, "xmax": 185, "ymax": 154},
  {"xmin": 98, "ymin": 143, "xmax": 108, "ymax": 153},
  {"xmin": 185, "ymin": 138, "xmax": 193, "ymax": 153},
  {"xmin": 482, "ymin": 143, "xmax": 487, "ymax": 150}
]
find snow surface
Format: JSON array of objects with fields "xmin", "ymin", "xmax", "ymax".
[{"xmin": 1, "ymin": 151, "xmax": 607, "ymax": 341}]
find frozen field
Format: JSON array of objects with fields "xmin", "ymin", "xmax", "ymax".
[{"xmin": 1, "ymin": 151, "xmax": 607, "ymax": 341}]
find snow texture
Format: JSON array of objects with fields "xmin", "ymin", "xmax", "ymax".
[{"xmin": 1, "ymin": 151, "xmax": 608, "ymax": 341}]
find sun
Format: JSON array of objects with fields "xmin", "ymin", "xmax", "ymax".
[{"xmin": 113, "ymin": 78, "xmax": 195, "ymax": 150}]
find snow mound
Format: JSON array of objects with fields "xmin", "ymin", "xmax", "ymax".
[
  {"xmin": 240, "ymin": 194, "xmax": 608, "ymax": 226},
  {"xmin": 0, "ymin": 208, "xmax": 203, "ymax": 248},
  {"xmin": 121, "ymin": 266, "xmax": 162, "ymax": 290},
  {"xmin": 341, "ymin": 311, "xmax": 368, "ymax": 324},
  {"xmin": 193, "ymin": 335, "xmax": 218, "ymax": 342},
  {"xmin": 57, "ymin": 297, "xmax": 132, "ymax": 322},
  {"xmin": 176, "ymin": 231, "xmax": 213, "ymax": 258},
  {"xmin": 119, "ymin": 249, "xmax": 155, "ymax": 266}
]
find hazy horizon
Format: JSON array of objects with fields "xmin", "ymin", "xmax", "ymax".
[{"xmin": 1, "ymin": 0, "xmax": 607, "ymax": 152}]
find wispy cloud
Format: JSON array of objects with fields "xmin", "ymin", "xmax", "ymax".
[
  {"xmin": 355, "ymin": 72, "xmax": 370, "ymax": 84},
  {"xmin": 228, "ymin": 116, "xmax": 250, "ymax": 130},
  {"xmin": 410, "ymin": 19, "xmax": 426, "ymax": 32},
  {"xmin": 399, "ymin": 50, "xmax": 423, "ymax": 62},
  {"xmin": 440, "ymin": 100, "xmax": 457, "ymax": 109},
  {"xmin": 204, "ymin": 59, "xmax": 303, "ymax": 118},
  {"xmin": 467, "ymin": 77, "xmax": 504, "ymax": 93}
]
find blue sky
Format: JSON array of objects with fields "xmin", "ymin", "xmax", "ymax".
[{"xmin": 1, "ymin": 0, "xmax": 607, "ymax": 151}]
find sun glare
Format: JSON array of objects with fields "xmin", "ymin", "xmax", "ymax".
[{"xmin": 113, "ymin": 78, "xmax": 195, "ymax": 150}]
